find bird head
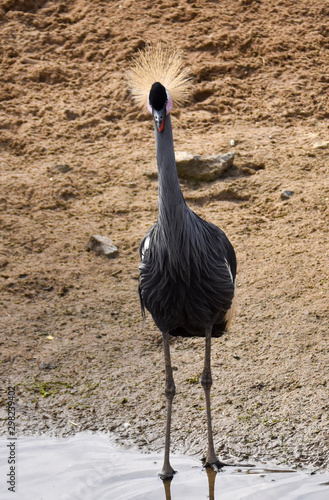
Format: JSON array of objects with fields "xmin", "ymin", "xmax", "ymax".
[
  {"xmin": 128, "ymin": 44, "xmax": 191, "ymax": 127},
  {"xmin": 147, "ymin": 82, "xmax": 173, "ymax": 132}
]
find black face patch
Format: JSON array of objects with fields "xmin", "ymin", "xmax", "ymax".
[{"xmin": 149, "ymin": 82, "xmax": 167, "ymax": 111}]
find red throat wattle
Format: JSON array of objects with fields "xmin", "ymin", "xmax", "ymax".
[{"xmin": 159, "ymin": 117, "xmax": 165, "ymax": 132}]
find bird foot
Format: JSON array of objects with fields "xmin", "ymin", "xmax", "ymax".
[
  {"xmin": 202, "ymin": 456, "xmax": 255, "ymax": 470},
  {"xmin": 203, "ymin": 458, "xmax": 227, "ymax": 472},
  {"xmin": 158, "ymin": 466, "xmax": 176, "ymax": 481}
]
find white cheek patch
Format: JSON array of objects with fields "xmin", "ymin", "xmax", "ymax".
[
  {"xmin": 147, "ymin": 100, "xmax": 152, "ymax": 115},
  {"xmin": 166, "ymin": 95, "xmax": 172, "ymax": 115}
]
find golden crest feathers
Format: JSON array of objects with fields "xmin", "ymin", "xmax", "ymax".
[{"xmin": 128, "ymin": 44, "xmax": 191, "ymax": 109}]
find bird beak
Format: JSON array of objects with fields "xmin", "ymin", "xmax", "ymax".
[{"xmin": 153, "ymin": 109, "xmax": 165, "ymax": 132}]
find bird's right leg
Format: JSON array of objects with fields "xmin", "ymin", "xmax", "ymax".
[
  {"xmin": 160, "ymin": 331, "xmax": 176, "ymax": 480},
  {"xmin": 201, "ymin": 327, "xmax": 225, "ymax": 470}
]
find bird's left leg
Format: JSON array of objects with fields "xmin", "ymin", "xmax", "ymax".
[
  {"xmin": 201, "ymin": 327, "xmax": 225, "ymax": 470},
  {"xmin": 160, "ymin": 331, "xmax": 176, "ymax": 480}
]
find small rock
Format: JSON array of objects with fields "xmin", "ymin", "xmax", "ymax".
[
  {"xmin": 175, "ymin": 151, "xmax": 195, "ymax": 164},
  {"xmin": 0, "ymin": 258, "xmax": 8, "ymax": 269},
  {"xmin": 281, "ymin": 189, "xmax": 295, "ymax": 200},
  {"xmin": 230, "ymin": 139, "xmax": 236, "ymax": 146},
  {"xmin": 39, "ymin": 362, "xmax": 57, "ymax": 370},
  {"xmin": 175, "ymin": 151, "xmax": 234, "ymax": 181},
  {"xmin": 86, "ymin": 235, "xmax": 118, "ymax": 258},
  {"xmin": 58, "ymin": 285, "xmax": 70, "ymax": 296},
  {"xmin": 144, "ymin": 170, "xmax": 158, "ymax": 180},
  {"xmin": 313, "ymin": 141, "xmax": 329, "ymax": 150},
  {"xmin": 64, "ymin": 109, "xmax": 79, "ymax": 121},
  {"xmin": 55, "ymin": 163, "xmax": 71, "ymax": 173}
]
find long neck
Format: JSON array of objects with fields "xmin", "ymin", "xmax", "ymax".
[{"xmin": 154, "ymin": 114, "xmax": 186, "ymax": 227}]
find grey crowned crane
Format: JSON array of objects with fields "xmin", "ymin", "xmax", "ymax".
[{"xmin": 129, "ymin": 46, "xmax": 236, "ymax": 479}]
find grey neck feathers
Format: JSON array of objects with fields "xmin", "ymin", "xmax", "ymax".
[
  {"xmin": 154, "ymin": 114, "xmax": 186, "ymax": 228},
  {"xmin": 154, "ymin": 114, "xmax": 193, "ymax": 279}
]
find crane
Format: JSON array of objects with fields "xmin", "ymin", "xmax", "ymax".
[{"xmin": 129, "ymin": 46, "xmax": 236, "ymax": 479}]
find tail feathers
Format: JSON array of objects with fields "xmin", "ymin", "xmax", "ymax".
[
  {"xmin": 224, "ymin": 292, "xmax": 236, "ymax": 330},
  {"xmin": 138, "ymin": 285, "xmax": 146, "ymax": 319}
]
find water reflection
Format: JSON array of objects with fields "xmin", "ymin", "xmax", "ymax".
[
  {"xmin": 163, "ymin": 477, "xmax": 173, "ymax": 500},
  {"xmin": 0, "ymin": 432, "xmax": 328, "ymax": 500},
  {"xmin": 162, "ymin": 467, "xmax": 217, "ymax": 500},
  {"xmin": 206, "ymin": 468, "xmax": 217, "ymax": 500}
]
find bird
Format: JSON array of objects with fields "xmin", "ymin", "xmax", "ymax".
[{"xmin": 128, "ymin": 45, "xmax": 236, "ymax": 480}]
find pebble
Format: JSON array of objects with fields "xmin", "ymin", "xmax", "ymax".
[
  {"xmin": 313, "ymin": 141, "xmax": 329, "ymax": 149},
  {"xmin": 0, "ymin": 258, "xmax": 8, "ymax": 269},
  {"xmin": 55, "ymin": 163, "xmax": 71, "ymax": 173},
  {"xmin": 230, "ymin": 139, "xmax": 236, "ymax": 146},
  {"xmin": 86, "ymin": 235, "xmax": 118, "ymax": 258},
  {"xmin": 39, "ymin": 362, "xmax": 57, "ymax": 370},
  {"xmin": 64, "ymin": 109, "xmax": 79, "ymax": 121},
  {"xmin": 281, "ymin": 189, "xmax": 295, "ymax": 200}
]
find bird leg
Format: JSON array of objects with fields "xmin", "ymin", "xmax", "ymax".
[
  {"xmin": 201, "ymin": 327, "xmax": 224, "ymax": 470},
  {"xmin": 160, "ymin": 331, "xmax": 176, "ymax": 480}
]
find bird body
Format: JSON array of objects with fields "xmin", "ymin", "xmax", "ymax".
[
  {"xmin": 139, "ymin": 112, "xmax": 236, "ymax": 337},
  {"xmin": 128, "ymin": 45, "xmax": 237, "ymax": 479}
]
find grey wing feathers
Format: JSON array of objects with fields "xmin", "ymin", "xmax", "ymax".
[{"xmin": 138, "ymin": 211, "xmax": 236, "ymax": 337}]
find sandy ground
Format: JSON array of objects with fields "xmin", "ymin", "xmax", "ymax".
[{"xmin": 0, "ymin": 0, "xmax": 328, "ymax": 471}]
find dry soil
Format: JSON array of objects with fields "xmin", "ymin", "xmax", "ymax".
[{"xmin": 0, "ymin": 0, "xmax": 328, "ymax": 471}]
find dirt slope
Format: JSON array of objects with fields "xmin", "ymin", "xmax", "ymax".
[{"xmin": 0, "ymin": 0, "xmax": 328, "ymax": 470}]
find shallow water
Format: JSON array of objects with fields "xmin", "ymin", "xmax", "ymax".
[{"xmin": 0, "ymin": 433, "xmax": 328, "ymax": 500}]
